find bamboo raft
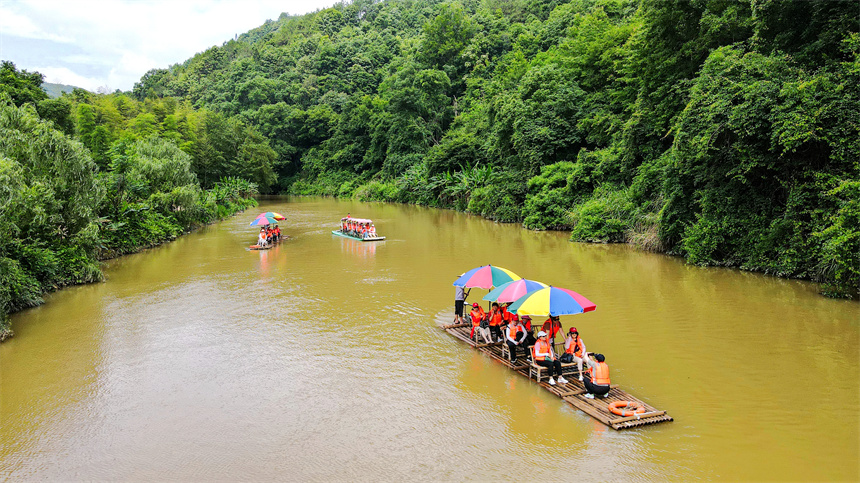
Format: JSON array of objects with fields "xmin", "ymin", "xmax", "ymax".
[
  {"xmin": 331, "ymin": 230, "xmax": 386, "ymax": 242},
  {"xmin": 441, "ymin": 322, "xmax": 673, "ymax": 430}
]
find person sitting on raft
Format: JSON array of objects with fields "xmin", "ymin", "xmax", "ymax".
[
  {"xmin": 488, "ymin": 302, "xmax": 504, "ymax": 343},
  {"xmin": 500, "ymin": 302, "xmax": 513, "ymax": 331},
  {"xmin": 273, "ymin": 225, "xmax": 281, "ymax": 241},
  {"xmin": 361, "ymin": 223, "xmax": 369, "ymax": 239},
  {"xmin": 469, "ymin": 302, "xmax": 490, "ymax": 344},
  {"xmin": 562, "ymin": 327, "xmax": 587, "ymax": 381},
  {"xmin": 258, "ymin": 228, "xmax": 268, "ymax": 247},
  {"xmin": 583, "ymin": 353, "xmax": 610, "ymax": 399},
  {"xmin": 368, "ymin": 224, "xmax": 377, "ymax": 237},
  {"xmin": 505, "ymin": 314, "xmax": 528, "ymax": 364},
  {"xmin": 534, "ymin": 331, "xmax": 567, "ymax": 386},
  {"xmin": 520, "ymin": 315, "xmax": 536, "ymax": 359}
]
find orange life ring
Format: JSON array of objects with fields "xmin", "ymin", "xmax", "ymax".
[{"xmin": 608, "ymin": 400, "xmax": 646, "ymax": 417}]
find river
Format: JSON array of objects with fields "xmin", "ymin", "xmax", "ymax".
[{"xmin": 1, "ymin": 197, "xmax": 858, "ymax": 481}]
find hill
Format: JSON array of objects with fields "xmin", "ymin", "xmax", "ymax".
[
  {"xmin": 125, "ymin": 0, "xmax": 860, "ymax": 297},
  {"xmin": 41, "ymin": 82, "xmax": 81, "ymax": 98}
]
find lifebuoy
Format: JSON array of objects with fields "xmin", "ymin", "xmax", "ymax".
[{"xmin": 609, "ymin": 400, "xmax": 646, "ymax": 417}]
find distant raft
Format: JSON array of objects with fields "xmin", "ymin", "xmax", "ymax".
[{"xmin": 334, "ymin": 216, "xmax": 385, "ymax": 241}]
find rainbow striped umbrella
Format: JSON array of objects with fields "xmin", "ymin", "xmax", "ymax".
[
  {"xmin": 453, "ymin": 265, "xmax": 521, "ymax": 289},
  {"xmin": 482, "ymin": 279, "xmax": 547, "ymax": 303},
  {"xmin": 259, "ymin": 212, "xmax": 286, "ymax": 220},
  {"xmin": 507, "ymin": 286, "xmax": 596, "ymax": 317},
  {"xmin": 250, "ymin": 215, "xmax": 278, "ymax": 226}
]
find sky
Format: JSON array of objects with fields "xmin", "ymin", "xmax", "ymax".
[{"xmin": 0, "ymin": 0, "xmax": 340, "ymax": 92}]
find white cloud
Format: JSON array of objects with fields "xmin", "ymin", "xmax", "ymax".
[
  {"xmin": 33, "ymin": 65, "xmax": 102, "ymax": 91},
  {"xmin": 0, "ymin": 5, "xmax": 72, "ymax": 42},
  {"xmin": 2, "ymin": 0, "xmax": 342, "ymax": 91}
]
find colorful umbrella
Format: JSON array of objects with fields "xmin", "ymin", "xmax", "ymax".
[
  {"xmin": 452, "ymin": 265, "xmax": 521, "ymax": 289},
  {"xmin": 258, "ymin": 212, "xmax": 286, "ymax": 220},
  {"xmin": 482, "ymin": 279, "xmax": 547, "ymax": 303},
  {"xmin": 507, "ymin": 286, "xmax": 596, "ymax": 316},
  {"xmin": 249, "ymin": 216, "xmax": 279, "ymax": 226}
]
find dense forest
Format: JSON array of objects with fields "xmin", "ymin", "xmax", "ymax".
[
  {"xmin": 1, "ymin": 0, "xmax": 857, "ymax": 337},
  {"xmin": 0, "ymin": 61, "xmax": 265, "ymax": 339},
  {"xmin": 135, "ymin": 0, "xmax": 858, "ymax": 297}
]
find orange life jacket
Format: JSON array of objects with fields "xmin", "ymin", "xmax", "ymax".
[
  {"xmin": 542, "ymin": 320, "xmax": 561, "ymax": 339},
  {"xmin": 534, "ymin": 340, "xmax": 552, "ymax": 361},
  {"xmin": 470, "ymin": 308, "xmax": 485, "ymax": 327},
  {"xmin": 590, "ymin": 362, "xmax": 610, "ymax": 385},
  {"xmin": 489, "ymin": 310, "xmax": 503, "ymax": 327},
  {"xmin": 565, "ymin": 336, "xmax": 584, "ymax": 356},
  {"xmin": 506, "ymin": 325, "xmax": 519, "ymax": 341}
]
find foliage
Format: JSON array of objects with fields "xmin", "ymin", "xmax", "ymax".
[
  {"xmin": 3, "ymin": 0, "xmax": 858, "ymax": 309},
  {"xmin": 0, "ymin": 88, "xmax": 261, "ymax": 328}
]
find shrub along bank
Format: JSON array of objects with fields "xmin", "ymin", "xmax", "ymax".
[{"xmin": 0, "ymin": 95, "xmax": 258, "ymax": 341}]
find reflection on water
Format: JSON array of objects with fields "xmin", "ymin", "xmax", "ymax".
[
  {"xmin": 337, "ymin": 235, "xmax": 381, "ymax": 259},
  {"xmin": 1, "ymin": 197, "xmax": 857, "ymax": 481}
]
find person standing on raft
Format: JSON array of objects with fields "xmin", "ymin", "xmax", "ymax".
[
  {"xmin": 583, "ymin": 353, "xmax": 610, "ymax": 399},
  {"xmin": 534, "ymin": 331, "xmax": 568, "ymax": 386},
  {"xmin": 454, "ymin": 282, "xmax": 470, "ymax": 324},
  {"xmin": 541, "ymin": 315, "xmax": 562, "ymax": 344}
]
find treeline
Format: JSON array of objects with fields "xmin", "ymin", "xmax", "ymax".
[
  {"xmin": 0, "ymin": 61, "xmax": 265, "ymax": 339},
  {"xmin": 131, "ymin": 0, "xmax": 859, "ymax": 298}
]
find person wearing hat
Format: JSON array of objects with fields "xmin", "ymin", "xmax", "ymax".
[
  {"xmin": 454, "ymin": 280, "xmax": 471, "ymax": 325},
  {"xmin": 533, "ymin": 331, "xmax": 567, "ymax": 386},
  {"xmin": 258, "ymin": 228, "xmax": 268, "ymax": 247},
  {"xmin": 583, "ymin": 353, "xmax": 610, "ymax": 399},
  {"xmin": 520, "ymin": 315, "xmax": 536, "ymax": 359},
  {"xmin": 469, "ymin": 302, "xmax": 490, "ymax": 343},
  {"xmin": 562, "ymin": 327, "xmax": 588, "ymax": 381}
]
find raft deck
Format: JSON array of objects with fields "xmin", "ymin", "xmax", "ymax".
[{"xmin": 441, "ymin": 322, "xmax": 673, "ymax": 430}]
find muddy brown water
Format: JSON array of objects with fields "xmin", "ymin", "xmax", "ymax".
[{"xmin": 2, "ymin": 197, "xmax": 858, "ymax": 481}]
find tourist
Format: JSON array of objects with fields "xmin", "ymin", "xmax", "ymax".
[
  {"xmin": 258, "ymin": 228, "xmax": 268, "ymax": 247},
  {"xmin": 505, "ymin": 315, "xmax": 528, "ymax": 364},
  {"xmin": 562, "ymin": 327, "xmax": 587, "ymax": 381},
  {"xmin": 533, "ymin": 331, "xmax": 567, "ymax": 386},
  {"xmin": 583, "ymin": 353, "xmax": 610, "ymax": 399},
  {"xmin": 520, "ymin": 315, "xmax": 536, "ymax": 359},
  {"xmin": 469, "ymin": 302, "xmax": 490, "ymax": 344},
  {"xmin": 500, "ymin": 302, "xmax": 513, "ymax": 331},
  {"xmin": 488, "ymin": 302, "xmax": 504, "ymax": 343},
  {"xmin": 541, "ymin": 315, "xmax": 562, "ymax": 344},
  {"xmin": 369, "ymin": 224, "xmax": 377, "ymax": 237},
  {"xmin": 454, "ymin": 281, "xmax": 470, "ymax": 324}
]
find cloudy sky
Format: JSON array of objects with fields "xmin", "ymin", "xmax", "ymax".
[{"xmin": 0, "ymin": 0, "xmax": 340, "ymax": 92}]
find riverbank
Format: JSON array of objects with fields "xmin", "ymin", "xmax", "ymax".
[
  {"xmin": 0, "ymin": 198, "xmax": 257, "ymax": 342},
  {"xmin": 290, "ymin": 186, "xmax": 858, "ymax": 300}
]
